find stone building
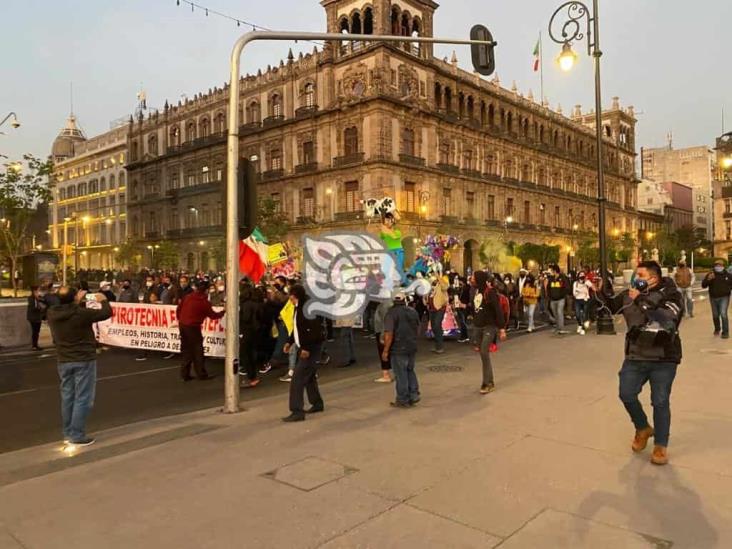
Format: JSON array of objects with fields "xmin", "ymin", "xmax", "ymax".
[
  {"xmin": 125, "ymin": 0, "xmax": 640, "ymax": 273},
  {"xmin": 713, "ymin": 131, "xmax": 732, "ymax": 260},
  {"xmin": 49, "ymin": 115, "xmax": 128, "ymax": 270},
  {"xmin": 641, "ymin": 142, "xmax": 715, "ymax": 239}
]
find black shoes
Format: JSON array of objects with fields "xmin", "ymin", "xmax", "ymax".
[
  {"xmin": 305, "ymin": 405, "xmax": 325, "ymax": 414},
  {"xmin": 69, "ymin": 437, "xmax": 96, "ymax": 447},
  {"xmin": 390, "ymin": 401, "xmax": 411, "ymax": 408},
  {"xmin": 282, "ymin": 413, "xmax": 305, "ymax": 422}
]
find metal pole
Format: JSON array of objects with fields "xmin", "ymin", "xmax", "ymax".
[
  {"xmin": 62, "ymin": 220, "xmax": 68, "ymax": 286},
  {"xmin": 591, "ymin": 0, "xmax": 615, "ymax": 334},
  {"xmin": 224, "ymin": 30, "xmax": 496, "ymax": 414}
]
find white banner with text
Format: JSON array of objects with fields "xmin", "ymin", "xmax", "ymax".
[{"xmin": 95, "ymin": 302, "xmax": 226, "ymax": 357}]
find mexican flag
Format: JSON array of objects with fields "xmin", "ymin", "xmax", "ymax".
[
  {"xmin": 532, "ymin": 37, "xmax": 541, "ymax": 72},
  {"xmin": 239, "ymin": 228, "xmax": 268, "ymax": 283}
]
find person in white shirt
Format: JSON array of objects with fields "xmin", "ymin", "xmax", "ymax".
[{"xmin": 573, "ymin": 272, "xmax": 594, "ymax": 335}]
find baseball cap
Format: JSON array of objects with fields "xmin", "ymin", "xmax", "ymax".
[{"xmin": 392, "ymin": 288, "xmax": 406, "ymax": 301}]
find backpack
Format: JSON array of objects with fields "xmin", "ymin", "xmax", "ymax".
[{"xmin": 498, "ymin": 293, "xmax": 510, "ymax": 328}]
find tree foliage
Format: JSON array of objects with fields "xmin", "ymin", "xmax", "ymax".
[
  {"xmin": 154, "ymin": 241, "xmax": 179, "ymax": 270},
  {"xmin": 514, "ymin": 243, "xmax": 560, "ymax": 268},
  {"xmin": 0, "ymin": 155, "xmax": 53, "ymax": 295},
  {"xmin": 257, "ymin": 196, "xmax": 289, "ymax": 243},
  {"xmin": 115, "ymin": 239, "xmax": 143, "ymax": 270}
]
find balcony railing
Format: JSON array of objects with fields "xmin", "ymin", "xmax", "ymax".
[
  {"xmin": 262, "ymin": 169, "xmax": 284, "ymax": 181},
  {"xmin": 399, "ymin": 154, "xmax": 426, "ymax": 167},
  {"xmin": 239, "ymin": 122, "xmax": 261, "ymax": 135},
  {"xmin": 262, "ymin": 115, "xmax": 286, "ymax": 128},
  {"xmin": 166, "ymin": 132, "xmax": 226, "ymax": 156},
  {"xmin": 333, "ymin": 152, "xmax": 365, "ymax": 167},
  {"xmin": 436, "ymin": 163, "xmax": 460, "ymax": 175},
  {"xmin": 166, "ymin": 225, "xmax": 223, "ymax": 239},
  {"xmin": 461, "ymin": 168, "xmax": 482, "ymax": 179},
  {"xmin": 295, "ymin": 105, "xmax": 319, "ymax": 118},
  {"xmin": 295, "ymin": 162, "xmax": 319, "ymax": 174}
]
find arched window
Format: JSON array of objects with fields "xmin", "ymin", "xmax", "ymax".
[
  {"xmin": 303, "ymin": 83, "xmax": 315, "ymax": 108},
  {"xmin": 402, "ymin": 128, "xmax": 416, "ymax": 156},
  {"xmin": 480, "ymin": 101, "xmax": 487, "ymax": 125},
  {"xmin": 410, "ymin": 17, "xmax": 422, "ymax": 55},
  {"xmin": 488, "ymin": 104, "xmax": 495, "ymax": 126},
  {"xmin": 109, "ymin": 175, "xmax": 115, "ymax": 190},
  {"xmin": 185, "ymin": 120, "xmax": 196, "ymax": 142},
  {"xmin": 445, "ymin": 87, "xmax": 453, "ymax": 112},
  {"xmin": 199, "ymin": 117, "xmax": 210, "ymax": 138},
  {"xmin": 59, "ymin": 188, "xmax": 66, "ymax": 200},
  {"xmin": 100, "ymin": 177, "xmax": 106, "ymax": 192},
  {"xmin": 130, "ymin": 140, "xmax": 139, "ymax": 161},
  {"xmin": 401, "ymin": 12, "xmax": 410, "ymax": 37},
  {"xmin": 214, "ymin": 112, "xmax": 226, "ymax": 133},
  {"xmin": 391, "ymin": 6, "xmax": 401, "ymax": 35},
  {"xmin": 270, "ymin": 93, "xmax": 283, "ymax": 118},
  {"xmin": 439, "ymin": 142, "xmax": 451, "ymax": 165},
  {"xmin": 521, "ymin": 163, "xmax": 531, "ymax": 182},
  {"xmin": 467, "ymin": 96, "xmax": 475, "ymax": 120},
  {"xmin": 247, "ymin": 100, "xmax": 261, "ymax": 124},
  {"xmin": 169, "ymin": 126, "xmax": 180, "ymax": 147},
  {"xmin": 118, "ymin": 172, "xmax": 125, "ymax": 187},
  {"xmin": 148, "ymin": 134, "xmax": 158, "ymax": 156},
  {"xmin": 363, "ymin": 7, "xmax": 374, "ymax": 35},
  {"xmin": 434, "ymin": 83, "xmax": 443, "ymax": 109},
  {"xmin": 507, "ymin": 112, "xmax": 514, "ymax": 133},
  {"xmin": 339, "ymin": 16, "xmax": 350, "ymax": 33},
  {"xmin": 344, "ymin": 126, "xmax": 359, "ymax": 156},
  {"xmin": 351, "ymin": 11, "xmax": 362, "ymax": 35},
  {"xmin": 67, "ymin": 185, "xmax": 76, "ymax": 199}
]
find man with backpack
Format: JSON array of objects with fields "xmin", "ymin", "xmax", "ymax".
[{"xmin": 471, "ymin": 271, "xmax": 506, "ymax": 394}]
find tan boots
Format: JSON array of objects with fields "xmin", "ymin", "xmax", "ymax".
[{"xmin": 631, "ymin": 427, "xmax": 668, "ymax": 465}]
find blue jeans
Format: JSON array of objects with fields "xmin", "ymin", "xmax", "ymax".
[
  {"xmin": 58, "ymin": 361, "xmax": 97, "ymax": 442},
  {"xmin": 575, "ymin": 299, "xmax": 589, "ymax": 327},
  {"xmin": 340, "ymin": 327, "xmax": 356, "ymax": 362},
  {"xmin": 430, "ymin": 309, "xmax": 445, "ymax": 350},
  {"xmin": 391, "ymin": 352, "xmax": 419, "ymax": 404},
  {"xmin": 618, "ymin": 359, "xmax": 678, "ymax": 447},
  {"xmin": 710, "ymin": 296, "xmax": 730, "ymax": 335},
  {"xmin": 455, "ymin": 308, "xmax": 469, "ymax": 339},
  {"xmin": 271, "ymin": 319, "xmax": 289, "ymax": 364},
  {"xmin": 680, "ymin": 287, "xmax": 694, "ymax": 317},
  {"xmin": 550, "ymin": 299, "xmax": 565, "ymax": 331}
]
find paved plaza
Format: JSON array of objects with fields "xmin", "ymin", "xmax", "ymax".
[{"xmin": 0, "ymin": 304, "xmax": 730, "ymax": 548}]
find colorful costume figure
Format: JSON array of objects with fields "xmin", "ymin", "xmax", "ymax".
[{"xmin": 380, "ymin": 213, "xmax": 406, "ymax": 285}]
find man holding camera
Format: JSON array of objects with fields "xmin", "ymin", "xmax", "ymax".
[
  {"xmin": 600, "ymin": 261, "xmax": 683, "ymax": 465},
  {"xmin": 47, "ymin": 286, "xmax": 112, "ymax": 447}
]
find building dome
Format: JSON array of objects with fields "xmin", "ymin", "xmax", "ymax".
[{"xmin": 51, "ymin": 114, "xmax": 86, "ymax": 161}]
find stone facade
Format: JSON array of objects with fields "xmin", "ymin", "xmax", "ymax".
[
  {"xmin": 124, "ymin": 0, "xmax": 639, "ymax": 273},
  {"xmin": 49, "ymin": 118, "xmax": 128, "ymax": 270},
  {"xmin": 641, "ymin": 143, "xmax": 714, "ymax": 239}
]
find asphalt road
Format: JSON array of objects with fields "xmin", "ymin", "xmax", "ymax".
[{"xmin": 0, "ymin": 331, "xmax": 434, "ymax": 454}]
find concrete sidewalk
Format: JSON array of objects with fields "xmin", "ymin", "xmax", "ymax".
[{"xmin": 0, "ymin": 305, "xmax": 730, "ymax": 548}]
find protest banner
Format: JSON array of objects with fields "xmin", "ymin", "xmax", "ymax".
[{"xmin": 95, "ymin": 302, "xmax": 226, "ymax": 357}]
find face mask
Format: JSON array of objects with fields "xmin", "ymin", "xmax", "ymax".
[
  {"xmin": 146, "ymin": 282, "xmax": 153, "ymax": 288},
  {"xmin": 504, "ymin": 279, "xmax": 510, "ymax": 284},
  {"xmin": 632, "ymin": 278, "xmax": 649, "ymax": 292},
  {"xmin": 714, "ymin": 266, "xmax": 724, "ymax": 274},
  {"xmin": 217, "ymin": 285, "xmax": 225, "ymax": 291}
]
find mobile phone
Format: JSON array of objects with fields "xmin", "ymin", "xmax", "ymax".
[{"xmin": 85, "ymin": 293, "xmax": 97, "ymax": 302}]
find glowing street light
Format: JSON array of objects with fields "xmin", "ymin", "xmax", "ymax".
[
  {"xmin": 557, "ymin": 42, "xmax": 578, "ymax": 72},
  {"xmin": 722, "ymin": 156, "xmax": 732, "ymax": 169}
]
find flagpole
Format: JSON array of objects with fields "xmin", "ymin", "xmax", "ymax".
[{"xmin": 540, "ymin": 31, "xmax": 545, "ymax": 105}]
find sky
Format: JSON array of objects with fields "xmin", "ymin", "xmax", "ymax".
[{"xmin": 1, "ymin": 0, "xmax": 730, "ymax": 163}]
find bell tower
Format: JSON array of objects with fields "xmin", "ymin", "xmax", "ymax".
[{"xmin": 321, "ymin": 0, "xmax": 438, "ymax": 58}]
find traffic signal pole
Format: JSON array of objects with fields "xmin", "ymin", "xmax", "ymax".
[{"xmin": 224, "ymin": 30, "xmax": 496, "ymax": 414}]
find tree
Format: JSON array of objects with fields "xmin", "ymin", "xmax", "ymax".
[
  {"xmin": 115, "ymin": 239, "xmax": 143, "ymax": 270},
  {"xmin": 576, "ymin": 236, "xmax": 599, "ymax": 268},
  {"xmin": 515, "ymin": 242, "xmax": 560, "ymax": 268},
  {"xmin": 154, "ymin": 241, "xmax": 180, "ymax": 270},
  {"xmin": 257, "ymin": 196, "xmax": 289, "ymax": 243},
  {"xmin": 0, "ymin": 155, "xmax": 53, "ymax": 296},
  {"xmin": 674, "ymin": 225, "xmax": 711, "ymax": 254},
  {"xmin": 211, "ymin": 238, "xmax": 226, "ymax": 271}
]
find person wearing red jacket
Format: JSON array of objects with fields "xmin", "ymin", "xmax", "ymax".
[{"xmin": 176, "ymin": 280, "xmax": 225, "ymax": 381}]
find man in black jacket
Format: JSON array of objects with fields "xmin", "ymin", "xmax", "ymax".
[
  {"xmin": 600, "ymin": 261, "xmax": 683, "ymax": 465},
  {"xmin": 282, "ymin": 285, "xmax": 325, "ymax": 422},
  {"xmin": 47, "ymin": 287, "xmax": 112, "ymax": 447},
  {"xmin": 700, "ymin": 259, "xmax": 732, "ymax": 338}
]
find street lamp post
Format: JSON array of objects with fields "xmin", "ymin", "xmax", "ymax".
[
  {"xmin": 62, "ymin": 217, "xmax": 70, "ymax": 285},
  {"xmin": 549, "ymin": 0, "xmax": 615, "ymax": 334}
]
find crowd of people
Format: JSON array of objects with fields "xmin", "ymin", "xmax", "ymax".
[{"xmin": 26, "ymin": 256, "xmax": 732, "ymax": 463}]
